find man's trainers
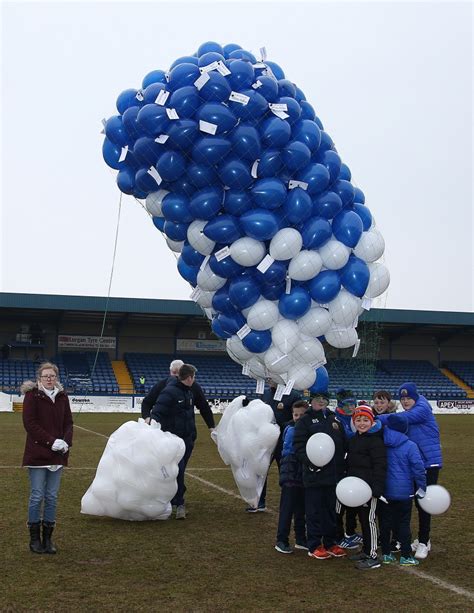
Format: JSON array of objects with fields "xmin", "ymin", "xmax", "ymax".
[
  {"xmin": 308, "ymin": 545, "xmax": 331, "ymax": 560},
  {"xmin": 414, "ymin": 541, "xmax": 431, "ymax": 560},
  {"xmin": 245, "ymin": 505, "xmax": 266, "ymax": 513},
  {"xmin": 175, "ymin": 505, "xmax": 186, "ymax": 520},
  {"xmin": 327, "ymin": 545, "xmax": 346, "ymax": 558},
  {"xmin": 295, "ymin": 541, "xmax": 309, "ymax": 551},
  {"xmin": 275, "ymin": 542, "xmax": 293, "ymax": 554},
  {"xmin": 351, "ymin": 533, "xmax": 364, "ymax": 545},
  {"xmin": 400, "ymin": 555, "xmax": 420, "ymax": 566},
  {"xmin": 338, "ymin": 534, "xmax": 360, "ymax": 550},
  {"xmin": 349, "ymin": 551, "xmax": 369, "ymax": 561},
  {"xmin": 355, "ymin": 557, "xmax": 381, "ymax": 570},
  {"xmin": 383, "ymin": 554, "xmax": 397, "ymax": 564}
]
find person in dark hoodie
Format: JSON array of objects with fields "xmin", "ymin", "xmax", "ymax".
[
  {"xmin": 21, "ymin": 362, "xmax": 73, "ymax": 555},
  {"xmin": 150, "ymin": 363, "xmax": 197, "ymax": 520},
  {"xmin": 293, "ymin": 393, "xmax": 347, "ymax": 560},
  {"xmin": 346, "ymin": 405, "xmax": 386, "ymax": 570},
  {"xmin": 380, "ymin": 425, "xmax": 427, "ymax": 566},
  {"xmin": 387, "ymin": 383, "xmax": 442, "ymax": 560}
]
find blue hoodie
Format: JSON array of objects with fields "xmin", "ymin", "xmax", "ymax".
[
  {"xmin": 387, "ymin": 395, "xmax": 443, "ymax": 469},
  {"xmin": 383, "ymin": 427, "xmax": 427, "ymax": 500}
]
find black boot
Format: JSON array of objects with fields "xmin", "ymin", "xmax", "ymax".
[
  {"xmin": 42, "ymin": 521, "xmax": 57, "ymax": 554},
  {"xmin": 28, "ymin": 522, "xmax": 44, "ymax": 553}
]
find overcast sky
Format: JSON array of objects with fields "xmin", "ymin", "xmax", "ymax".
[{"xmin": 1, "ymin": 1, "xmax": 472, "ymax": 313}]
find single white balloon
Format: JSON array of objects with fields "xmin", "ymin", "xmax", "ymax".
[
  {"xmin": 318, "ymin": 239, "xmax": 351, "ymax": 270},
  {"xmin": 325, "ymin": 326, "xmax": 358, "ymax": 349},
  {"xmin": 272, "ymin": 319, "xmax": 300, "ymax": 353},
  {"xmin": 269, "ymin": 228, "xmax": 303, "ymax": 260},
  {"xmin": 353, "ymin": 228, "xmax": 385, "ymax": 262},
  {"xmin": 165, "ymin": 237, "xmax": 184, "ymax": 253},
  {"xmin": 187, "ymin": 219, "xmax": 216, "ymax": 255},
  {"xmin": 328, "ymin": 289, "xmax": 361, "ymax": 328},
  {"xmin": 230, "ymin": 237, "xmax": 266, "ymax": 267},
  {"xmin": 418, "ymin": 485, "xmax": 451, "ymax": 515},
  {"xmin": 306, "ymin": 433, "xmax": 335, "ymax": 467},
  {"xmin": 365, "ymin": 262, "xmax": 390, "ymax": 299},
  {"xmin": 246, "ymin": 299, "xmax": 280, "ymax": 331},
  {"xmin": 288, "ymin": 250, "xmax": 323, "ymax": 281},
  {"xmin": 146, "ymin": 189, "xmax": 169, "ymax": 217},
  {"xmin": 287, "ymin": 363, "xmax": 316, "ymax": 390},
  {"xmin": 336, "ymin": 476, "xmax": 372, "ymax": 507},
  {"xmin": 298, "ymin": 307, "xmax": 332, "ymax": 337},
  {"xmin": 196, "ymin": 264, "xmax": 226, "ymax": 291}
]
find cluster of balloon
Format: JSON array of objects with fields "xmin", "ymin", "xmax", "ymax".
[
  {"xmin": 102, "ymin": 41, "xmax": 390, "ymax": 393},
  {"xmin": 81, "ymin": 420, "xmax": 185, "ymax": 521},
  {"xmin": 212, "ymin": 395, "xmax": 279, "ymax": 507},
  {"xmin": 336, "ymin": 476, "xmax": 373, "ymax": 507}
]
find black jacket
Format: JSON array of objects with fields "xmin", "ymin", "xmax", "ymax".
[
  {"xmin": 346, "ymin": 430, "xmax": 387, "ymax": 498},
  {"xmin": 262, "ymin": 387, "xmax": 302, "ymax": 431},
  {"xmin": 150, "ymin": 379, "xmax": 196, "ymax": 443},
  {"xmin": 142, "ymin": 376, "xmax": 215, "ymax": 429},
  {"xmin": 293, "ymin": 408, "xmax": 346, "ymax": 487}
]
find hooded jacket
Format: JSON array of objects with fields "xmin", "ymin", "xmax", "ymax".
[
  {"xmin": 150, "ymin": 378, "xmax": 196, "ymax": 443},
  {"xmin": 383, "ymin": 427, "xmax": 427, "ymax": 500},
  {"xmin": 387, "ymin": 395, "xmax": 442, "ymax": 469},
  {"xmin": 346, "ymin": 421, "xmax": 386, "ymax": 498},
  {"xmin": 21, "ymin": 380, "xmax": 74, "ymax": 466},
  {"xmin": 279, "ymin": 421, "xmax": 303, "ymax": 487}
]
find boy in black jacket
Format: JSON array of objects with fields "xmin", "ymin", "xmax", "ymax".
[
  {"xmin": 293, "ymin": 394, "xmax": 347, "ymax": 560},
  {"xmin": 346, "ymin": 405, "xmax": 387, "ymax": 570}
]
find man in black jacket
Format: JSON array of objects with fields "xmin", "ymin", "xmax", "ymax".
[
  {"xmin": 150, "ymin": 364, "xmax": 198, "ymax": 520},
  {"xmin": 142, "ymin": 359, "xmax": 215, "ymax": 431}
]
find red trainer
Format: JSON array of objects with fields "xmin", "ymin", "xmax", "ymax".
[
  {"xmin": 308, "ymin": 545, "xmax": 331, "ymax": 560},
  {"xmin": 327, "ymin": 545, "xmax": 347, "ymax": 558}
]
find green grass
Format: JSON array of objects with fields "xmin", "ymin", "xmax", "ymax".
[{"xmin": 2, "ymin": 413, "xmax": 473, "ymax": 611}]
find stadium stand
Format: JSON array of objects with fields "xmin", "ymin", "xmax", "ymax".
[{"xmin": 444, "ymin": 361, "xmax": 474, "ymax": 392}]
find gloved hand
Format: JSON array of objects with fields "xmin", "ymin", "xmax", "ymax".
[
  {"xmin": 52, "ymin": 439, "xmax": 68, "ymax": 453},
  {"xmin": 415, "ymin": 488, "xmax": 426, "ymax": 499}
]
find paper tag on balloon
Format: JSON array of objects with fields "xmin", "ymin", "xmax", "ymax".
[
  {"xmin": 237, "ymin": 324, "xmax": 251, "ymax": 340},
  {"xmin": 199, "ymin": 255, "xmax": 210, "ymax": 271},
  {"xmin": 283, "ymin": 379, "xmax": 295, "ymax": 395},
  {"xmin": 256, "ymin": 379, "xmax": 265, "ymax": 395},
  {"xmin": 155, "ymin": 90, "xmax": 170, "ymax": 106},
  {"xmin": 318, "ymin": 303, "xmax": 329, "ymax": 308},
  {"xmin": 274, "ymin": 385, "xmax": 285, "ymax": 401},
  {"xmin": 154, "ymin": 134, "xmax": 169, "ymax": 144},
  {"xmin": 252, "ymin": 80, "xmax": 263, "ymax": 90},
  {"xmin": 216, "ymin": 61, "xmax": 231, "ymax": 76},
  {"xmin": 352, "ymin": 339, "xmax": 361, "ymax": 358},
  {"xmin": 263, "ymin": 66, "xmax": 275, "ymax": 78},
  {"xmin": 242, "ymin": 362, "xmax": 250, "ymax": 376},
  {"xmin": 199, "ymin": 120, "xmax": 218, "ymax": 135},
  {"xmin": 271, "ymin": 353, "xmax": 288, "ymax": 366},
  {"xmin": 200, "ymin": 60, "xmax": 220, "ymax": 73},
  {"xmin": 215, "ymin": 246, "xmax": 231, "ymax": 261},
  {"xmin": 270, "ymin": 103, "xmax": 288, "ymax": 112},
  {"xmin": 147, "ymin": 167, "xmax": 162, "ymax": 185},
  {"xmin": 251, "ymin": 159, "xmax": 260, "ymax": 178},
  {"xmin": 288, "ymin": 180, "xmax": 309, "ymax": 191},
  {"xmin": 310, "ymin": 358, "xmax": 327, "ymax": 369},
  {"xmin": 100, "ymin": 117, "xmax": 107, "ymax": 134},
  {"xmin": 135, "ymin": 90, "xmax": 144, "ymax": 101},
  {"xmin": 165, "ymin": 108, "xmax": 179, "ymax": 120},
  {"xmin": 285, "ymin": 276, "xmax": 292, "ymax": 294},
  {"xmin": 194, "ymin": 72, "xmax": 210, "ymax": 90},
  {"xmin": 259, "ymin": 47, "xmax": 267, "ymax": 61},
  {"xmin": 252, "ymin": 62, "xmax": 266, "ymax": 69},
  {"xmin": 190, "ymin": 287, "xmax": 203, "ymax": 302},
  {"xmin": 361, "ymin": 297, "xmax": 372, "ymax": 311},
  {"xmin": 272, "ymin": 109, "xmax": 290, "ymax": 120},
  {"xmin": 257, "ymin": 254, "xmax": 274, "ymax": 273},
  {"xmin": 229, "ymin": 91, "xmax": 250, "ymax": 106},
  {"xmin": 118, "ymin": 145, "xmax": 129, "ymax": 163},
  {"xmin": 164, "ymin": 72, "xmax": 170, "ymax": 82}
]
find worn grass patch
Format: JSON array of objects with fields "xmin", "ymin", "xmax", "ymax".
[{"xmin": 1, "ymin": 413, "xmax": 473, "ymax": 611}]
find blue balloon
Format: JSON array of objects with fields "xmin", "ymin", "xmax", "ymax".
[
  {"xmin": 116, "ymin": 89, "xmax": 143, "ymax": 115},
  {"xmin": 300, "ymin": 100, "xmax": 316, "ymax": 121},
  {"xmin": 309, "ymin": 366, "xmax": 329, "ymax": 393},
  {"xmin": 242, "ymin": 329, "xmax": 272, "ymax": 353},
  {"xmin": 294, "ymin": 86, "xmax": 306, "ymax": 102},
  {"xmin": 152, "ymin": 215, "xmax": 165, "ymax": 231},
  {"xmin": 156, "ymin": 150, "xmax": 186, "ymax": 182},
  {"xmin": 198, "ymin": 51, "xmax": 225, "ymax": 67},
  {"xmin": 188, "ymin": 162, "xmax": 220, "ymax": 187},
  {"xmin": 143, "ymin": 82, "xmax": 167, "ymax": 104},
  {"xmin": 163, "ymin": 220, "xmax": 189, "ymax": 241},
  {"xmin": 135, "ymin": 167, "xmax": 161, "ymax": 193},
  {"xmin": 257, "ymin": 149, "xmax": 283, "ymax": 177},
  {"xmin": 333, "ymin": 179, "xmax": 355, "ymax": 207},
  {"xmin": 223, "ymin": 43, "xmax": 242, "ymax": 58},
  {"xmin": 161, "ymin": 193, "xmax": 193, "ymax": 223},
  {"xmin": 211, "ymin": 317, "xmax": 233, "ymax": 340},
  {"xmin": 332, "ymin": 210, "xmax": 363, "ymax": 248},
  {"xmin": 199, "ymin": 72, "xmax": 232, "ymax": 103},
  {"xmin": 281, "ymin": 141, "xmax": 311, "ymax": 172},
  {"xmin": 282, "ymin": 188, "xmax": 312, "ymax": 224},
  {"xmin": 240, "ymin": 208, "xmax": 279, "ymax": 240},
  {"xmin": 297, "ymin": 163, "xmax": 330, "ymax": 196},
  {"xmin": 116, "ymin": 168, "xmax": 135, "ymax": 194},
  {"xmin": 278, "ymin": 97, "xmax": 301, "ymax": 125},
  {"xmin": 301, "ymin": 216, "xmax": 332, "ymax": 249},
  {"xmin": 229, "ymin": 274, "xmax": 261, "ymax": 309},
  {"xmin": 339, "ymin": 163, "xmax": 352, "ymax": 181},
  {"xmin": 260, "ymin": 116, "xmax": 292, "ymax": 148},
  {"xmin": 203, "ymin": 214, "xmax": 242, "ymax": 243},
  {"xmin": 212, "ymin": 285, "xmax": 236, "ymax": 315},
  {"xmin": 227, "ymin": 60, "xmax": 255, "ymax": 89},
  {"xmin": 169, "ymin": 86, "xmax": 201, "ymax": 119},
  {"xmin": 261, "ymin": 281, "xmax": 286, "ymax": 300},
  {"xmin": 189, "ymin": 187, "xmax": 223, "ymax": 220},
  {"xmin": 169, "ymin": 56, "xmax": 199, "ymax": 69},
  {"xmin": 103, "ymin": 137, "xmax": 125, "ymax": 170},
  {"xmin": 315, "ymin": 150, "xmax": 342, "ymax": 184},
  {"xmin": 278, "ymin": 287, "xmax": 311, "ymax": 320},
  {"xmin": 137, "ymin": 104, "xmax": 169, "ymax": 137},
  {"xmin": 265, "ymin": 61, "xmax": 285, "ymax": 79},
  {"xmin": 133, "ymin": 137, "xmax": 163, "ymax": 167},
  {"xmin": 105, "ymin": 116, "xmax": 129, "ymax": 147},
  {"xmin": 318, "ymin": 131, "xmax": 335, "ymax": 154},
  {"xmin": 177, "ymin": 256, "xmax": 199, "ymax": 285},
  {"xmin": 353, "ymin": 203, "xmax": 372, "ymax": 231},
  {"xmin": 292, "ymin": 119, "xmax": 321, "ymax": 152},
  {"xmin": 278, "ymin": 79, "xmax": 296, "ymax": 98},
  {"xmin": 312, "ymin": 191, "xmax": 343, "ymax": 220},
  {"xmin": 168, "ymin": 63, "xmax": 201, "ymax": 91},
  {"xmin": 229, "ymin": 90, "xmax": 268, "ymax": 121},
  {"xmin": 308, "ymin": 270, "xmax": 341, "ymax": 303},
  {"xmin": 223, "ymin": 190, "xmax": 253, "ymax": 215},
  {"xmin": 257, "ymin": 260, "xmax": 287, "ymax": 286},
  {"xmin": 122, "ymin": 106, "xmax": 144, "ymax": 141},
  {"xmin": 251, "ymin": 178, "xmax": 287, "ymax": 210},
  {"xmin": 197, "ymin": 41, "xmax": 224, "ymax": 57},
  {"xmin": 196, "ymin": 103, "xmax": 238, "ymax": 134},
  {"xmin": 209, "ymin": 254, "xmax": 244, "ymax": 278},
  {"xmin": 167, "ymin": 119, "xmax": 199, "ymax": 152},
  {"xmin": 228, "ymin": 49, "xmax": 257, "ymax": 63},
  {"xmin": 181, "ymin": 242, "xmax": 205, "ymax": 267},
  {"xmin": 254, "ymin": 75, "xmax": 279, "ymax": 102},
  {"xmin": 230, "ymin": 124, "xmax": 261, "ymax": 161},
  {"xmin": 170, "ymin": 176, "xmax": 195, "ymax": 197},
  {"xmin": 354, "ymin": 187, "xmax": 365, "ymax": 204},
  {"xmin": 218, "ymin": 159, "xmax": 253, "ymax": 190},
  {"xmin": 142, "ymin": 70, "xmax": 168, "ymax": 89},
  {"xmin": 341, "ymin": 255, "xmax": 370, "ymax": 297},
  {"xmin": 192, "ymin": 136, "xmax": 232, "ymax": 166},
  {"xmin": 314, "ymin": 116, "xmax": 324, "ymax": 131}
]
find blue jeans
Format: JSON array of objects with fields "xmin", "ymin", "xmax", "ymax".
[{"xmin": 27, "ymin": 467, "xmax": 63, "ymax": 523}]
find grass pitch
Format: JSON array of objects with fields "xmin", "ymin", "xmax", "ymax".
[{"xmin": 1, "ymin": 413, "xmax": 473, "ymax": 612}]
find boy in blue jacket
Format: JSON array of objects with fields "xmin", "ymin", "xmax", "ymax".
[
  {"xmin": 380, "ymin": 426, "xmax": 427, "ymax": 566},
  {"xmin": 274, "ymin": 400, "xmax": 309, "ymax": 554},
  {"xmin": 387, "ymin": 383, "xmax": 442, "ymax": 560}
]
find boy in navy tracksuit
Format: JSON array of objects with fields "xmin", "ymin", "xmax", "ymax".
[
  {"xmin": 346, "ymin": 405, "xmax": 387, "ymax": 570},
  {"xmin": 379, "ymin": 426, "xmax": 427, "ymax": 566},
  {"xmin": 274, "ymin": 400, "xmax": 309, "ymax": 554}
]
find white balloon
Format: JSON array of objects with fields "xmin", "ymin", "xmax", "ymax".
[
  {"xmin": 353, "ymin": 228, "xmax": 385, "ymax": 262},
  {"xmin": 196, "ymin": 290, "xmax": 215, "ymax": 308},
  {"xmin": 196, "ymin": 264, "xmax": 226, "ymax": 291},
  {"xmin": 318, "ymin": 239, "xmax": 351, "ymax": 270},
  {"xmin": 298, "ymin": 307, "xmax": 332, "ymax": 337},
  {"xmin": 226, "ymin": 335, "xmax": 254, "ymax": 362},
  {"xmin": 328, "ymin": 289, "xmax": 361, "ymax": 328},
  {"xmin": 165, "ymin": 237, "xmax": 184, "ymax": 253},
  {"xmin": 146, "ymin": 189, "xmax": 169, "ymax": 217},
  {"xmin": 306, "ymin": 433, "xmax": 335, "ymax": 467},
  {"xmin": 325, "ymin": 325, "xmax": 358, "ymax": 349},
  {"xmin": 365, "ymin": 262, "xmax": 390, "ymax": 298},
  {"xmin": 418, "ymin": 485, "xmax": 451, "ymax": 515},
  {"xmin": 336, "ymin": 476, "xmax": 372, "ymax": 507},
  {"xmin": 288, "ymin": 250, "xmax": 323, "ymax": 281},
  {"xmin": 269, "ymin": 228, "xmax": 303, "ymax": 260},
  {"xmin": 263, "ymin": 345, "xmax": 294, "ymax": 374},
  {"xmin": 187, "ymin": 220, "xmax": 216, "ymax": 255},
  {"xmin": 291, "ymin": 336, "xmax": 325, "ymax": 365},
  {"xmin": 230, "ymin": 237, "xmax": 266, "ymax": 267},
  {"xmin": 246, "ymin": 299, "xmax": 279, "ymax": 331},
  {"xmin": 246, "ymin": 357, "xmax": 267, "ymax": 380},
  {"xmin": 272, "ymin": 319, "xmax": 300, "ymax": 353},
  {"xmin": 287, "ymin": 363, "xmax": 316, "ymax": 390}
]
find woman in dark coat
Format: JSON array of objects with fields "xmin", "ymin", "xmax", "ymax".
[{"xmin": 21, "ymin": 362, "xmax": 73, "ymax": 554}]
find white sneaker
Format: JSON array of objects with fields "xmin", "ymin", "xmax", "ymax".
[
  {"xmin": 415, "ymin": 541, "xmax": 431, "ymax": 560},
  {"xmin": 411, "ymin": 539, "xmax": 419, "ymax": 553}
]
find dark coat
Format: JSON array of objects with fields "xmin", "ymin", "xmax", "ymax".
[
  {"xmin": 293, "ymin": 408, "xmax": 346, "ymax": 488},
  {"xmin": 346, "ymin": 426, "xmax": 387, "ymax": 498},
  {"xmin": 279, "ymin": 422, "xmax": 303, "ymax": 487},
  {"xmin": 262, "ymin": 387, "xmax": 302, "ymax": 431},
  {"xmin": 142, "ymin": 376, "xmax": 215, "ymax": 429},
  {"xmin": 150, "ymin": 378, "xmax": 196, "ymax": 443},
  {"xmin": 21, "ymin": 381, "xmax": 74, "ymax": 466}
]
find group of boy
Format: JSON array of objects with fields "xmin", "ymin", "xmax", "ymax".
[{"xmin": 273, "ymin": 383, "xmax": 442, "ymax": 570}]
